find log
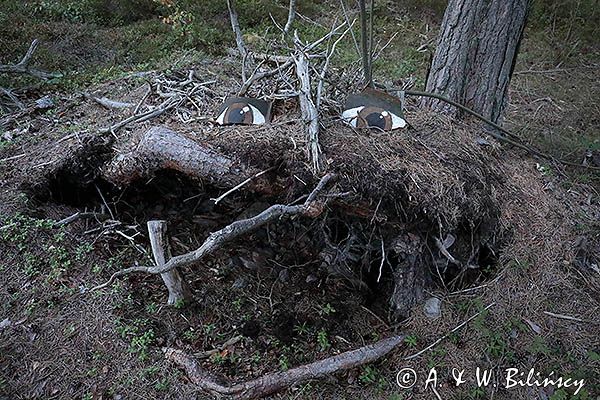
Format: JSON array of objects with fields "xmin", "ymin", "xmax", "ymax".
[
  {"xmin": 165, "ymin": 333, "xmax": 406, "ymax": 399},
  {"xmin": 148, "ymin": 220, "xmax": 193, "ymax": 305},
  {"xmin": 103, "ymin": 126, "xmax": 250, "ymax": 187}
]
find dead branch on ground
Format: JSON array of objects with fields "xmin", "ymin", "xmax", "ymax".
[
  {"xmin": 211, "ymin": 166, "xmax": 276, "ymax": 205},
  {"xmin": 0, "ymin": 39, "xmax": 61, "ymax": 80},
  {"xmin": 403, "ymin": 303, "xmax": 495, "ymax": 361},
  {"xmin": 0, "ymin": 87, "xmax": 25, "ymax": 111},
  {"xmin": 99, "ymin": 96, "xmax": 181, "ymax": 134},
  {"xmin": 91, "ymin": 173, "xmax": 337, "ymax": 291},
  {"xmin": 165, "ymin": 333, "xmax": 405, "ymax": 399},
  {"xmin": 85, "ymin": 93, "xmax": 134, "ymax": 109}
]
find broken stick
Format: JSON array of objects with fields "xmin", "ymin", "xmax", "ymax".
[
  {"xmin": 165, "ymin": 333, "xmax": 405, "ymax": 399},
  {"xmin": 148, "ymin": 220, "xmax": 193, "ymax": 305}
]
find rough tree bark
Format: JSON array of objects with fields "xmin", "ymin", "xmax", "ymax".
[
  {"xmin": 423, "ymin": 0, "xmax": 530, "ymax": 123},
  {"xmin": 103, "ymin": 126, "xmax": 244, "ymax": 187}
]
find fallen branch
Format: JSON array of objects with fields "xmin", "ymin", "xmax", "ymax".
[
  {"xmin": 0, "ymin": 39, "xmax": 61, "ymax": 80},
  {"xmin": 165, "ymin": 333, "xmax": 405, "ymax": 399},
  {"xmin": 543, "ymin": 311, "xmax": 590, "ymax": 324},
  {"xmin": 53, "ymin": 211, "xmax": 105, "ymax": 227},
  {"xmin": 91, "ymin": 173, "xmax": 337, "ymax": 291},
  {"xmin": 193, "ymin": 336, "xmax": 243, "ymax": 359},
  {"xmin": 99, "ymin": 96, "xmax": 180, "ymax": 134},
  {"xmin": 211, "ymin": 166, "xmax": 276, "ymax": 205},
  {"xmin": 0, "ymin": 87, "xmax": 25, "ymax": 110},
  {"xmin": 85, "ymin": 93, "xmax": 134, "ymax": 109}
]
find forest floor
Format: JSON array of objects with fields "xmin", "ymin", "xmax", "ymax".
[{"xmin": 0, "ymin": 1, "xmax": 599, "ymax": 400}]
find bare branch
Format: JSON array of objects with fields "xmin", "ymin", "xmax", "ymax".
[
  {"xmin": 238, "ymin": 58, "xmax": 294, "ymax": 96},
  {"xmin": 211, "ymin": 166, "xmax": 276, "ymax": 205},
  {"xmin": 339, "ymin": 0, "xmax": 361, "ymax": 57},
  {"xmin": 0, "ymin": 39, "xmax": 61, "ymax": 80},
  {"xmin": 283, "ymin": 0, "xmax": 297, "ymax": 34},
  {"xmin": 226, "ymin": 0, "xmax": 250, "ymax": 81},
  {"xmin": 165, "ymin": 333, "xmax": 405, "ymax": 399},
  {"xmin": 403, "ymin": 303, "xmax": 495, "ymax": 361},
  {"xmin": 0, "ymin": 87, "xmax": 25, "ymax": 110},
  {"xmin": 85, "ymin": 93, "xmax": 134, "ymax": 109},
  {"xmin": 91, "ymin": 174, "xmax": 337, "ymax": 291},
  {"xmin": 316, "ymin": 19, "xmax": 355, "ymax": 109},
  {"xmin": 98, "ymin": 96, "xmax": 181, "ymax": 134}
]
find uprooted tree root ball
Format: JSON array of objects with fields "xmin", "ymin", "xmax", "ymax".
[
  {"xmin": 1, "ymin": 62, "xmax": 593, "ymax": 398},
  {"xmin": 16, "ymin": 86, "xmax": 571, "ymax": 319}
]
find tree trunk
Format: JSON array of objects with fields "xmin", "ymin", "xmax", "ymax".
[{"xmin": 423, "ymin": 0, "xmax": 530, "ymax": 123}]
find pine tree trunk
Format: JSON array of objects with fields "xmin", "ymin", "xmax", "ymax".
[{"xmin": 424, "ymin": 0, "xmax": 530, "ymax": 123}]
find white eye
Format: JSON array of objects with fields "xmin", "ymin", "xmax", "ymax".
[
  {"xmin": 216, "ymin": 102, "xmax": 267, "ymax": 125},
  {"xmin": 390, "ymin": 112, "xmax": 406, "ymax": 129},
  {"xmin": 342, "ymin": 89, "xmax": 408, "ymax": 131},
  {"xmin": 341, "ymin": 106, "xmax": 364, "ymax": 128},
  {"xmin": 248, "ymin": 104, "xmax": 265, "ymax": 124},
  {"xmin": 341, "ymin": 105, "xmax": 406, "ymax": 131}
]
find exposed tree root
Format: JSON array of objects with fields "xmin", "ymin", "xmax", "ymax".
[
  {"xmin": 91, "ymin": 173, "xmax": 337, "ymax": 291},
  {"xmin": 103, "ymin": 126, "xmax": 244, "ymax": 187},
  {"xmin": 164, "ymin": 333, "xmax": 406, "ymax": 399}
]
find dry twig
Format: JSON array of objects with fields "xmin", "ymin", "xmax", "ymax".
[{"xmin": 403, "ymin": 303, "xmax": 495, "ymax": 360}]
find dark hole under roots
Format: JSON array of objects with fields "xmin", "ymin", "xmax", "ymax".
[{"xmin": 30, "ymin": 165, "xmax": 502, "ymax": 319}]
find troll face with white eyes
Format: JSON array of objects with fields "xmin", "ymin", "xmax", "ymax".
[{"xmin": 341, "ymin": 87, "xmax": 407, "ymax": 131}]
